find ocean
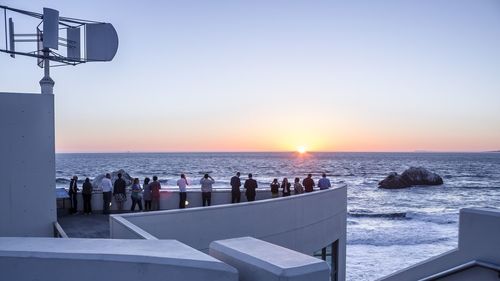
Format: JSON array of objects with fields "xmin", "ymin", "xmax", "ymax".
[{"xmin": 56, "ymin": 152, "xmax": 500, "ymax": 281}]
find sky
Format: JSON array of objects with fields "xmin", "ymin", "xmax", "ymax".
[{"xmin": 1, "ymin": 0, "xmax": 500, "ymax": 153}]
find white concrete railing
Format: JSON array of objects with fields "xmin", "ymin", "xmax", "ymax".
[
  {"xmin": 111, "ymin": 187, "xmax": 347, "ymax": 280},
  {"xmin": 379, "ymin": 208, "xmax": 500, "ymax": 281},
  {"xmin": 110, "ymin": 216, "xmax": 158, "ymax": 240},
  {"xmin": 210, "ymin": 237, "xmax": 331, "ymax": 281},
  {"xmin": 0, "ymin": 237, "xmax": 238, "ymax": 281}
]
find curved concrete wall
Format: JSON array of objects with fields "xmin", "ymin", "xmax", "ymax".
[{"xmin": 111, "ymin": 187, "xmax": 347, "ymax": 280}]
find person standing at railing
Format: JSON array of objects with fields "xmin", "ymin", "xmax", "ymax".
[
  {"xmin": 100, "ymin": 173, "xmax": 113, "ymax": 214},
  {"xmin": 318, "ymin": 173, "xmax": 332, "ymax": 190},
  {"xmin": 142, "ymin": 177, "xmax": 152, "ymax": 211},
  {"xmin": 130, "ymin": 178, "xmax": 143, "ymax": 212},
  {"xmin": 293, "ymin": 177, "xmax": 304, "ymax": 194},
  {"xmin": 303, "ymin": 174, "xmax": 315, "ymax": 193},
  {"xmin": 281, "ymin": 178, "xmax": 291, "ymax": 197},
  {"xmin": 270, "ymin": 178, "xmax": 280, "ymax": 198},
  {"xmin": 200, "ymin": 174, "xmax": 215, "ymax": 206},
  {"xmin": 244, "ymin": 173, "xmax": 258, "ymax": 202},
  {"xmin": 150, "ymin": 176, "xmax": 161, "ymax": 211},
  {"xmin": 68, "ymin": 176, "xmax": 79, "ymax": 214},
  {"xmin": 82, "ymin": 178, "xmax": 93, "ymax": 215},
  {"xmin": 230, "ymin": 172, "xmax": 242, "ymax": 203},
  {"xmin": 113, "ymin": 173, "xmax": 127, "ymax": 213},
  {"xmin": 177, "ymin": 174, "xmax": 189, "ymax": 208}
]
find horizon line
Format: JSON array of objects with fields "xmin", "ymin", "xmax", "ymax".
[{"xmin": 55, "ymin": 150, "xmax": 499, "ymax": 154}]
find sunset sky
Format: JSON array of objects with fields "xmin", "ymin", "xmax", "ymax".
[{"xmin": 1, "ymin": 0, "xmax": 500, "ymax": 152}]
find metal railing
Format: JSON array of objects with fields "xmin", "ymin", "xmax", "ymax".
[{"xmin": 53, "ymin": 221, "xmax": 68, "ymax": 238}]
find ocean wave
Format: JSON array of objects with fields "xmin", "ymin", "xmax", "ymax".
[
  {"xmin": 450, "ymin": 185, "xmax": 500, "ymax": 189},
  {"xmin": 348, "ymin": 211, "xmax": 407, "ymax": 219},
  {"xmin": 56, "ymin": 178, "xmax": 70, "ymax": 184},
  {"xmin": 348, "ymin": 236, "xmax": 451, "ymax": 246},
  {"xmin": 348, "ymin": 210, "xmax": 459, "ymax": 225},
  {"xmin": 406, "ymin": 212, "xmax": 458, "ymax": 225}
]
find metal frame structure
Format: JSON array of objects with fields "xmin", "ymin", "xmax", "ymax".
[
  {"xmin": 0, "ymin": 5, "xmax": 118, "ymax": 95},
  {"xmin": 0, "ymin": 4, "xmax": 104, "ymax": 66}
]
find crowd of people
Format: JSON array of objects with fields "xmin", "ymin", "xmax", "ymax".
[{"xmin": 67, "ymin": 172, "xmax": 332, "ymax": 215}]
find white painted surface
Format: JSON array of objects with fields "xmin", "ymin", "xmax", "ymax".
[
  {"xmin": 110, "ymin": 215, "xmax": 158, "ymax": 240},
  {"xmin": 0, "ymin": 92, "xmax": 56, "ymax": 237},
  {"xmin": 379, "ymin": 208, "xmax": 500, "ymax": 281},
  {"xmin": 210, "ymin": 237, "xmax": 330, "ymax": 281},
  {"xmin": 0, "ymin": 237, "xmax": 238, "ymax": 281},
  {"xmin": 85, "ymin": 23, "xmax": 119, "ymax": 61},
  {"xmin": 111, "ymin": 187, "xmax": 347, "ymax": 280}
]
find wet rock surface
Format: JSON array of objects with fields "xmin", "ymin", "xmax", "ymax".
[{"xmin": 379, "ymin": 167, "xmax": 443, "ymax": 189}]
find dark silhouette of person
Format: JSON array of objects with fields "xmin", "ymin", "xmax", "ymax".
[
  {"xmin": 150, "ymin": 176, "xmax": 161, "ymax": 210},
  {"xmin": 113, "ymin": 173, "xmax": 127, "ymax": 212},
  {"xmin": 68, "ymin": 176, "xmax": 79, "ymax": 214},
  {"xmin": 82, "ymin": 177, "xmax": 93, "ymax": 214},
  {"xmin": 244, "ymin": 173, "xmax": 258, "ymax": 202},
  {"xmin": 270, "ymin": 178, "xmax": 280, "ymax": 198},
  {"xmin": 230, "ymin": 172, "xmax": 242, "ymax": 203},
  {"xmin": 142, "ymin": 177, "xmax": 152, "ymax": 211},
  {"xmin": 303, "ymin": 173, "xmax": 316, "ymax": 192}
]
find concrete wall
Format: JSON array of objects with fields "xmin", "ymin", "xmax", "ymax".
[
  {"xmin": 0, "ymin": 237, "xmax": 238, "ymax": 281},
  {"xmin": 210, "ymin": 237, "xmax": 331, "ymax": 281},
  {"xmin": 111, "ymin": 187, "xmax": 347, "ymax": 280},
  {"xmin": 379, "ymin": 208, "xmax": 500, "ymax": 281},
  {"xmin": 109, "ymin": 215, "xmax": 159, "ymax": 240},
  {"xmin": 438, "ymin": 266, "xmax": 500, "ymax": 281},
  {"xmin": 0, "ymin": 92, "xmax": 56, "ymax": 237}
]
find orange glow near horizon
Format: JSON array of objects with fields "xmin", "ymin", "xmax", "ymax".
[{"xmin": 297, "ymin": 146, "xmax": 307, "ymax": 154}]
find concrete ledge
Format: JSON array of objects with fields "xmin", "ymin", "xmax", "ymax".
[
  {"xmin": 378, "ymin": 207, "xmax": 500, "ymax": 281},
  {"xmin": 210, "ymin": 237, "xmax": 330, "ymax": 281},
  {"xmin": 0, "ymin": 237, "xmax": 237, "ymax": 281},
  {"xmin": 110, "ymin": 215, "xmax": 158, "ymax": 240}
]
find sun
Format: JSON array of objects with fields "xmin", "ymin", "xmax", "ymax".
[{"xmin": 297, "ymin": 146, "xmax": 307, "ymax": 154}]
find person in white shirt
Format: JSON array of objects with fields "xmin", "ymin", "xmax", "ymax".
[
  {"xmin": 200, "ymin": 174, "xmax": 215, "ymax": 206},
  {"xmin": 177, "ymin": 174, "xmax": 189, "ymax": 209},
  {"xmin": 100, "ymin": 173, "xmax": 113, "ymax": 214}
]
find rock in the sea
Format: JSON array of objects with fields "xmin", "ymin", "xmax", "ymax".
[
  {"xmin": 92, "ymin": 169, "xmax": 134, "ymax": 190},
  {"xmin": 401, "ymin": 167, "xmax": 443, "ymax": 186},
  {"xmin": 379, "ymin": 167, "xmax": 443, "ymax": 189},
  {"xmin": 378, "ymin": 172, "xmax": 411, "ymax": 189}
]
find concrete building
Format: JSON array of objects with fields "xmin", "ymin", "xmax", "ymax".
[{"xmin": 0, "ymin": 92, "xmax": 56, "ymax": 237}]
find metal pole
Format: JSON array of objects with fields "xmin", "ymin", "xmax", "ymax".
[
  {"xmin": 3, "ymin": 8, "xmax": 7, "ymax": 50},
  {"xmin": 39, "ymin": 49, "xmax": 54, "ymax": 94}
]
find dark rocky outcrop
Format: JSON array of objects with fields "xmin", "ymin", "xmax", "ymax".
[
  {"xmin": 379, "ymin": 167, "xmax": 443, "ymax": 189},
  {"xmin": 92, "ymin": 169, "xmax": 134, "ymax": 189}
]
